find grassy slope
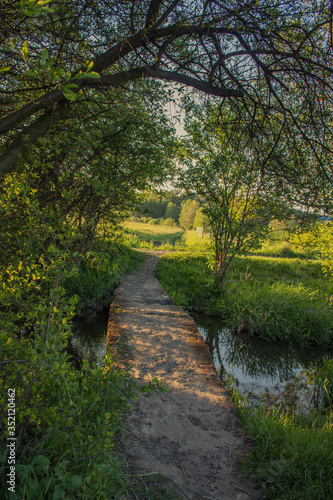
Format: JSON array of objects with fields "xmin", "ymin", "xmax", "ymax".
[
  {"xmin": 156, "ymin": 252, "xmax": 333, "ymax": 346},
  {"xmin": 124, "ymin": 221, "xmax": 184, "ymax": 248}
]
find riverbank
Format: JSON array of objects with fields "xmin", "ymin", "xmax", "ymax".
[
  {"xmin": 107, "ymin": 251, "xmax": 262, "ymax": 500},
  {"xmin": 156, "ymin": 251, "xmax": 333, "ymax": 499},
  {"xmin": 156, "ymin": 252, "xmax": 333, "ymax": 346}
]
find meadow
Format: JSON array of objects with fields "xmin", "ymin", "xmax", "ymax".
[{"xmin": 124, "ymin": 221, "xmax": 184, "ymax": 248}]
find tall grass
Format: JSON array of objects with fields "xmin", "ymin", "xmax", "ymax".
[{"xmin": 229, "ymin": 386, "xmax": 333, "ymax": 500}]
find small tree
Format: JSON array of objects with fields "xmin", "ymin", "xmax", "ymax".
[
  {"xmin": 181, "ymin": 103, "xmax": 289, "ymax": 286},
  {"xmin": 179, "ymin": 199, "xmax": 200, "ymax": 229},
  {"xmin": 193, "ymin": 207, "xmax": 210, "ymax": 230},
  {"xmin": 165, "ymin": 201, "xmax": 180, "ymax": 222}
]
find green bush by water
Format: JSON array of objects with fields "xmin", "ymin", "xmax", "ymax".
[{"xmin": 64, "ymin": 241, "xmax": 145, "ymax": 316}]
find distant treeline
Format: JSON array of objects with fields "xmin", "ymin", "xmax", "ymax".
[{"xmin": 131, "ymin": 193, "xmax": 209, "ymax": 229}]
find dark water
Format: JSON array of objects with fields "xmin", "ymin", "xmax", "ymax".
[
  {"xmin": 68, "ymin": 310, "xmax": 109, "ymax": 367},
  {"xmin": 192, "ymin": 313, "xmax": 333, "ymax": 411},
  {"xmin": 68, "ymin": 308, "xmax": 332, "ymax": 411}
]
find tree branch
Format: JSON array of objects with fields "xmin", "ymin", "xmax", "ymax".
[{"xmin": 96, "ymin": 66, "xmax": 243, "ymax": 97}]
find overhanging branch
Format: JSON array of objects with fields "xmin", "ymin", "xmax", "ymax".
[{"xmin": 96, "ymin": 66, "xmax": 243, "ymax": 97}]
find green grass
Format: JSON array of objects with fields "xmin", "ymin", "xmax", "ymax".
[
  {"xmin": 124, "ymin": 221, "xmax": 184, "ymax": 249},
  {"xmin": 156, "ymin": 252, "xmax": 333, "ymax": 346},
  {"xmin": 230, "ymin": 388, "xmax": 333, "ymax": 500}
]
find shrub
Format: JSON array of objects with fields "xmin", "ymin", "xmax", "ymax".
[{"xmin": 160, "ymin": 217, "xmax": 177, "ymax": 227}]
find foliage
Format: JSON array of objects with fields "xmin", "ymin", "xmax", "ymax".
[
  {"xmin": 0, "ymin": 97, "xmax": 172, "ymax": 496},
  {"xmin": 141, "ymin": 195, "xmax": 169, "ymax": 219},
  {"xmin": 165, "ymin": 202, "xmax": 181, "ymax": 222},
  {"xmin": 64, "ymin": 241, "xmax": 145, "ymax": 317},
  {"xmin": 180, "ymin": 101, "xmax": 294, "ymax": 285},
  {"xmin": 2, "ymin": 0, "xmax": 333, "ymax": 189},
  {"xmin": 178, "ymin": 199, "xmax": 200, "ymax": 229},
  {"xmin": 292, "ymin": 222, "xmax": 333, "ymax": 279},
  {"xmin": 193, "ymin": 207, "xmax": 210, "ymax": 230},
  {"xmin": 1, "ymin": 350, "xmax": 165, "ymax": 500}
]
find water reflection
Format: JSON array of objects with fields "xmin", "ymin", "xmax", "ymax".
[
  {"xmin": 69, "ymin": 310, "xmax": 109, "ymax": 367},
  {"xmin": 192, "ymin": 313, "xmax": 332, "ymax": 410}
]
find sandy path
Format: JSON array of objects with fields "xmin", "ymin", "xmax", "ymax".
[{"xmin": 107, "ymin": 251, "xmax": 262, "ymax": 500}]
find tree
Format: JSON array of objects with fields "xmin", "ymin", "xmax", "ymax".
[
  {"xmin": 165, "ymin": 201, "xmax": 180, "ymax": 222},
  {"xmin": 0, "ymin": 85, "xmax": 176, "ymax": 470},
  {"xmin": 193, "ymin": 207, "xmax": 210, "ymax": 229},
  {"xmin": 1, "ymin": 0, "xmax": 333, "ymax": 183},
  {"xmin": 141, "ymin": 194, "xmax": 168, "ymax": 218},
  {"xmin": 179, "ymin": 199, "xmax": 200, "ymax": 229},
  {"xmin": 181, "ymin": 102, "xmax": 292, "ymax": 285}
]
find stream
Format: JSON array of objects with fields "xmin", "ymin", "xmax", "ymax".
[
  {"xmin": 69, "ymin": 309, "xmax": 332, "ymax": 412},
  {"xmin": 68, "ymin": 309, "xmax": 109, "ymax": 368},
  {"xmin": 192, "ymin": 313, "xmax": 333, "ymax": 412}
]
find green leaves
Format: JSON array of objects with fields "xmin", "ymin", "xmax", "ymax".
[
  {"xmin": 21, "ymin": 40, "xmax": 29, "ymax": 59},
  {"xmin": 20, "ymin": 0, "xmax": 55, "ymax": 18},
  {"xmin": 41, "ymin": 47, "xmax": 49, "ymax": 62}
]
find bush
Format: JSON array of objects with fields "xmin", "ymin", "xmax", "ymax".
[
  {"xmin": 64, "ymin": 242, "xmax": 145, "ymax": 316},
  {"xmin": 1, "ymin": 354, "xmax": 146, "ymax": 500}
]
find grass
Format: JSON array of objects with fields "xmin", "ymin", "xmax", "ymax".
[
  {"xmin": 124, "ymin": 221, "xmax": 184, "ymax": 249},
  {"xmin": 156, "ymin": 252, "xmax": 333, "ymax": 346},
  {"xmin": 230, "ymin": 387, "xmax": 333, "ymax": 500}
]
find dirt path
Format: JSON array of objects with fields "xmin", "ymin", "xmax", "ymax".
[{"xmin": 107, "ymin": 251, "xmax": 262, "ymax": 500}]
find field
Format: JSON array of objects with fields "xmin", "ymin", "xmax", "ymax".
[
  {"xmin": 124, "ymin": 221, "xmax": 184, "ymax": 248},
  {"xmin": 124, "ymin": 221, "xmax": 212, "ymax": 249}
]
